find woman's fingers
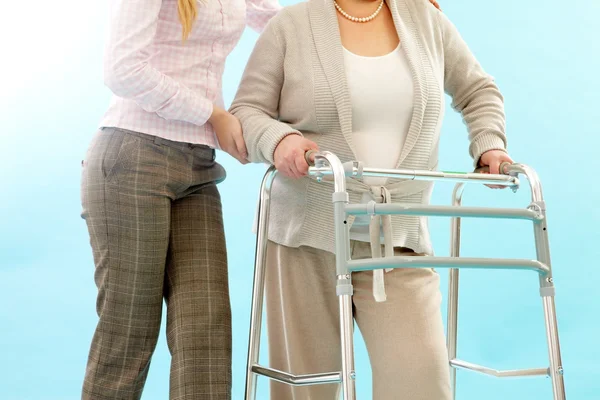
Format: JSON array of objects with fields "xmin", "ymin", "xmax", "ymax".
[
  {"xmin": 232, "ymin": 133, "xmax": 248, "ymax": 163},
  {"xmin": 295, "ymin": 150, "xmax": 310, "ymax": 176},
  {"xmin": 488, "ymin": 159, "xmax": 500, "ymax": 175}
]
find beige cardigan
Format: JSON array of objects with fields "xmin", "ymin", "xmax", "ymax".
[{"xmin": 230, "ymin": 0, "xmax": 507, "ymax": 256}]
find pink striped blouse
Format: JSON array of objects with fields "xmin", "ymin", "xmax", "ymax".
[{"xmin": 100, "ymin": 0, "xmax": 281, "ymax": 148}]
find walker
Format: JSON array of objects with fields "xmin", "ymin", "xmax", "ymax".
[{"xmin": 244, "ymin": 151, "xmax": 566, "ymax": 400}]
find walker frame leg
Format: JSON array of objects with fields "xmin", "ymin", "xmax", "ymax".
[
  {"xmin": 244, "ymin": 169, "xmax": 276, "ymax": 400},
  {"xmin": 532, "ymin": 200, "xmax": 566, "ymax": 400},
  {"xmin": 331, "ymin": 154, "xmax": 356, "ymax": 400},
  {"xmin": 339, "ymin": 293, "xmax": 356, "ymax": 400},
  {"xmin": 447, "ymin": 183, "xmax": 465, "ymax": 400},
  {"xmin": 335, "ymin": 213, "xmax": 356, "ymax": 399}
]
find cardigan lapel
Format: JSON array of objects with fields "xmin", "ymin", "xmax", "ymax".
[
  {"xmin": 308, "ymin": 0, "xmax": 428, "ymax": 167},
  {"xmin": 388, "ymin": 0, "xmax": 428, "ymax": 167},
  {"xmin": 308, "ymin": 0, "xmax": 356, "ymax": 156}
]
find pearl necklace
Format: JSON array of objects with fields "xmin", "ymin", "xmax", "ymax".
[{"xmin": 334, "ymin": 0, "xmax": 385, "ymax": 23}]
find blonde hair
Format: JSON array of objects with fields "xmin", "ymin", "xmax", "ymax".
[
  {"xmin": 428, "ymin": 0, "xmax": 441, "ymax": 10},
  {"xmin": 177, "ymin": 0, "xmax": 199, "ymax": 41}
]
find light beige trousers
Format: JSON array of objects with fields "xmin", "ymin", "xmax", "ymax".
[{"xmin": 265, "ymin": 240, "xmax": 452, "ymax": 400}]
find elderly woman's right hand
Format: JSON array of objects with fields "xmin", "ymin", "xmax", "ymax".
[{"xmin": 273, "ymin": 135, "xmax": 319, "ymax": 179}]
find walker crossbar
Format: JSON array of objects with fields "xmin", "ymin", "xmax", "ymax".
[
  {"xmin": 449, "ymin": 359, "xmax": 550, "ymax": 378},
  {"xmin": 345, "ymin": 203, "xmax": 541, "ymax": 221},
  {"xmin": 308, "ymin": 165, "xmax": 519, "ymax": 188},
  {"xmin": 244, "ymin": 151, "xmax": 566, "ymax": 400},
  {"xmin": 251, "ymin": 365, "xmax": 342, "ymax": 386},
  {"xmin": 346, "ymin": 256, "xmax": 549, "ymax": 275}
]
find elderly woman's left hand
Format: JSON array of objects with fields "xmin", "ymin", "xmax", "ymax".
[{"xmin": 479, "ymin": 149, "xmax": 514, "ymax": 189}]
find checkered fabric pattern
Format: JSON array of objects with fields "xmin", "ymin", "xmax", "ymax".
[
  {"xmin": 81, "ymin": 128, "xmax": 231, "ymax": 399},
  {"xmin": 100, "ymin": 0, "xmax": 280, "ymax": 148}
]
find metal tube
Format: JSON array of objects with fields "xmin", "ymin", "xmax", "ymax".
[
  {"xmin": 347, "ymin": 256, "xmax": 550, "ymax": 275},
  {"xmin": 447, "ymin": 183, "xmax": 464, "ymax": 400},
  {"xmin": 251, "ymin": 365, "xmax": 342, "ymax": 386},
  {"xmin": 542, "ymin": 296, "xmax": 566, "ymax": 400},
  {"xmin": 509, "ymin": 162, "xmax": 567, "ymax": 400},
  {"xmin": 313, "ymin": 151, "xmax": 347, "ymax": 193},
  {"xmin": 532, "ymin": 213, "xmax": 566, "ymax": 399},
  {"xmin": 244, "ymin": 167, "xmax": 277, "ymax": 400},
  {"xmin": 308, "ymin": 165, "xmax": 518, "ymax": 187},
  {"xmin": 449, "ymin": 359, "xmax": 549, "ymax": 378},
  {"xmin": 314, "ymin": 152, "xmax": 356, "ymax": 400},
  {"xmin": 339, "ymin": 293, "xmax": 356, "ymax": 400},
  {"xmin": 505, "ymin": 163, "xmax": 543, "ymax": 202},
  {"xmin": 345, "ymin": 203, "xmax": 541, "ymax": 221}
]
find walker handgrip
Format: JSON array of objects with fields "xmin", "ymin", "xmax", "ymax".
[
  {"xmin": 304, "ymin": 149, "xmax": 317, "ymax": 167},
  {"xmin": 474, "ymin": 161, "xmax": 513, "ymax": 175},
  {"xmin": 305, "ymin": 150, "xmax": 363, "ymax": 178}
]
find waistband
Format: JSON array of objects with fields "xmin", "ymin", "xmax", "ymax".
[{"xmin": 101, "ymin": 127, "xmax": 215, "ymax": 159}]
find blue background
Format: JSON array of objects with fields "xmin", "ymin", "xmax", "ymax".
[{"xmin": 1, "ymin": 0, "xmax": 598, "ymax": 399}]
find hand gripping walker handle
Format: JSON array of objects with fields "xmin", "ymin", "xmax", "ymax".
[{"xmin": 474, "ymin": 161, "xmax": 513, "ymax": 175}]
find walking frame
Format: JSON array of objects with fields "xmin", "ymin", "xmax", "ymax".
[{"xmin": 244, "ymin": 151, "xmax": 566, "ymax": 400}]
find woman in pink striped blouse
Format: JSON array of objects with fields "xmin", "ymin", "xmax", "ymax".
[{"xmin": 80, "ymin": 0, "xmax": 280, "ymax": 398}]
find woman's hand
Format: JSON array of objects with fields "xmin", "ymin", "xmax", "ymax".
[
  {"xmin": 209, "ymin": 106, "xmax": 248, "ymax": 164},
  {"xmin": 479, "ymin": 149, "xmax": 514, "ymax": 189},
  {"xmin": 273, "ymin": 135, "xmax": 319, "ymax": 179}
]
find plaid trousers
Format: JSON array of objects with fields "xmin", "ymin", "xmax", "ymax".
[{"xmin": 80, "ymin": 127, "xmax": 231, "ymax": 399}]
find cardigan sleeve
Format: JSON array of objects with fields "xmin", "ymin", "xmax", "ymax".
[
  {"xmin": 439, "ymin": 11, "xmax": 508, "ymax": 166},
  {"xmin": 229, "ymin": 18, "xmax": 302, "ymax": 164}
]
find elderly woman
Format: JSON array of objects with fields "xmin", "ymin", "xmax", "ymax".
[{"xmin": 230, "ymin": 0, "xmax": 512, "ymax": 398}]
